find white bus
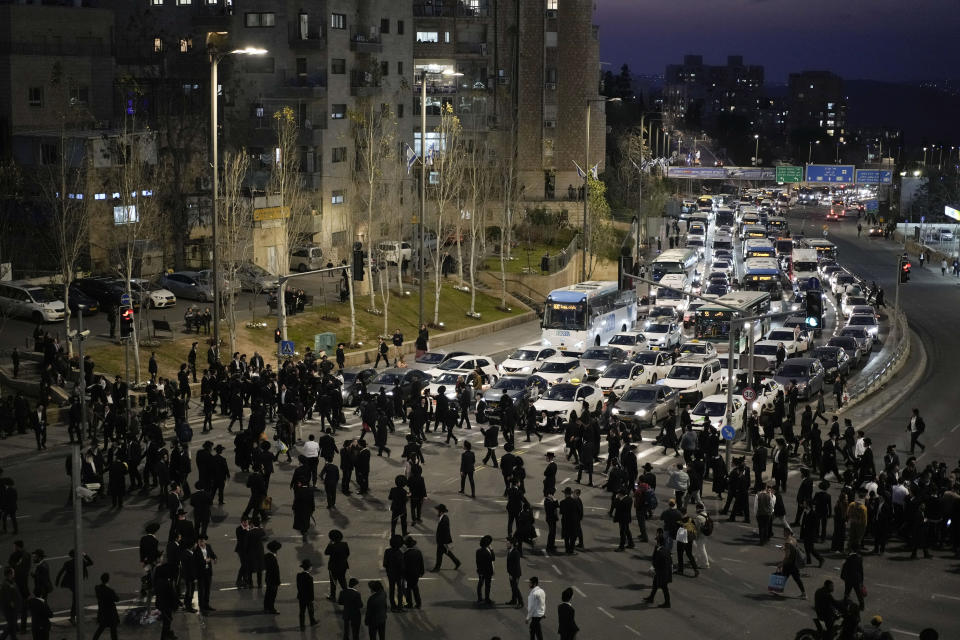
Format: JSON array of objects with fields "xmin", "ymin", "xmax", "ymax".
[
  {"xmin": 651, "ymin": 248, "xmax": 699, "ymax": 282},
  {"xmin": 693, "ymin": 291, "xmax": 772, "ymax": 353},
  {"xmin": 541, "ymin": 281, "xmax": 637, "ymax": 350}
]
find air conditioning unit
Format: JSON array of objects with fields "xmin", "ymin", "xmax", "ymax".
[
  {"xmin": 497, "ymin": 76, "xmax": 509, "ymax": 85},
  {"xmin": 544, "ymin": 82, "xmax": 556, "ymax": 90},
  {"xmin": 544, "ymin": 119, "xmax": 556, "ymax": 129},
  {"xmin": 545, "ymin": 9, "xmax": 557, "ymax": 18}
]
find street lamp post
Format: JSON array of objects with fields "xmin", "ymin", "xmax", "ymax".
[
  {"xmin": 753, "ymin": 134, "xmax": 759, "ymax": 166},
  {"xmin": 922, "ymin": 146, "xmax": 928, "ymax": 167},
  {"xmin": 209, "ymin": 41, "xmax": 266, "ymax": 361},
  {"xmin": 67, "ymin": 309, "xmax": 90, "ymax": 640},
  {"xmin": 807, "ymin": 139, "xmax": 820, "ymax": 164},
  {"xmin": 835, "ymin": 140, "xmax": 846, "ymax": 164}
]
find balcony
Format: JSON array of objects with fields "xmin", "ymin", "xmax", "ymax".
[
  {"xmin": 192, "ymin": 4, "xmax": 233, "ymax": 28},
  {"xmin": 414, "ymin": 1, "xmax": 489, "ymax": 18},
  {"xmin": 350, "ymin": 71, "xmax": 381, "ymax": 97},
  {"xmin": 277, "ymin": 70, "xmax": 327, "ymax": 99},
  {"xmin": 350, "ymin": 29, "xmax": 382, "ymax": 54},
  {"xmin": 290, "ymin": 31, "xmax": 325, "ymax": 50},
  {"xmin": 454, "ymin": 42, "xmax": 488, "ymax": 56}
]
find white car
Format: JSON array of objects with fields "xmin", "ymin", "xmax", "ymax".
[
  {"xmin": 712, "ymin": 260, "xmax": 733, "ymax": 277},
  {"xmin": 765, "ymin": 328, "xmax": 811, "ymax": 354},
  {"xmin": 845, "ymin": 315, "xmax": 879, "ymax": 340},
  {"xmin": 631, "ymin": 349, "xmax": 676, "ymax": 383},
  {"xmin": 690, "ymin": 394, "xmax": 747, "ymax": 430},
  {"xmin": 533, "ymin": 382, "xmax": 603, "ymax": 423},
  {"xmin": 128, "ymin": 278, "xmax": 177, "ymax": 308},
  {"xmin": 658, "ymin": 355, "xmax": 724, "ymax": 405},
  {"xmin": 424, "ymin": 370, "xmax": 474, "ymax": 401},
  {"xmin": 497, "ymin": 344, "xmax": 558, "ymax": 375},
  {"xmin": 606, "ymin": 331, "xmax": 649, "ymax": 358},
  {"xmin": 847, "ymin": 305, "xmax": 877, "ymax": 320},
  {"xmin": 841, "ymin": 294, "xmax": 869, "ymax": 318},
  {"xmin": 426, "ymin": 354, "xmax": 499, "ymax": 382},
  {"xmin": 595, "ymin": 362, "xmax": 647, "ymax": 396},
  {"xmin": 642, "ymin": 320, "xmax": 682, "ymax": 350},
  {"xmin": 751, "ymin": 340, "xmax": 783, "ymax": 368},
  {"xmin": 531, "ymin": 356, "xmax": 586, "ymax": 386},
  {"xmin": 678, "ymin": 340, "xmax": 717, "ymax": 358}
]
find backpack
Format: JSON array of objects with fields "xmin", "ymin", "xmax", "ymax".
[
  {"xmin": 701, "ymin": 513, "xmax": 714, "ymax": 537},
  {"xmin": 644, "ymin": 489, "xmax": 658, "ymax": 512}
]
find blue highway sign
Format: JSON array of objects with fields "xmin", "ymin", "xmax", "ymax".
[
  {"xmin": 855, "ymin": 169, "xmax": 893, "ymax": 185},
  {"xmin": 805, "ymin": 164, "xmax": 855, "ymax": 183}
]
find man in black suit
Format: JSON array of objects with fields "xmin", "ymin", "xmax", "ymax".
[
  {"xmin": 296, "ymin": 559, "xmax": 318, "ymax": 629},
  {"xmin": 26, "ymin": 588, "xmax": 52, "ymax": 640},
  {"xmin": 543, "ymin": 453, "xmax": 557, "ymax": 496},
  {"xmin": 459, "ymin": 442, "xmax": 476, "ymax": 498},
  {"xmin": 324, "ymin": 530, "xmax": 350, "ymax": 602},
  {"xmin": 338, "ymin": 577, "xmax": 363, "ymax": 640},
  {"xmin": 504, "ymin": 537, "xmax": 523, "ymax": 607},
  {"xmin": 557, "ymin": 587, "xmax": 579, "ymax": 640},
  {"xmin": 559, "ymin": 487, "xmax": 579, "ymax": 554},
  {"xmin": 195, "ymin": 537, "xmax": 216, "ymax": 613},
  {"xmin": 263, "ymin": 540, "xmax": 281, "ymax": 614},
  {"xmin": 210, "ymin": 445, "xmax": 230, "ymax": 505},
  {"xmin": 430, "ymin": 504, "xmax": 461, "ymax": 572},
  {"xmin": 475, "ymin": 535, "xmax": 495, "ymax": 605},
  {"xmin": 91, "ymin": 573, "xmax": 119, "ymax": 640},
  {"xmin": 402, "ymin": 537, "xmax": 424, "ymax": 609}
]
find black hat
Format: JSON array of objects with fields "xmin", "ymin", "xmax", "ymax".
[
  {"xmin": 300, "ymin": 559, "xmax": 312, "ymax": 569},
  {"xmin": 145, "ymin": 523, "xmax": 161, "ymax": 534},
  {"xmin": 563, "ymin": 487, "xmax": 573, "ymax": 494},
  {"xmin": 435, "ymin": 503, "xmax": 448, "ymax": 513},
  {"xmin": 203, "ymin": 441, "xmax": 214, "ymax": 449},
  {"xmin": 176, "ymin": 509, "xmax": 186, "ymax": 516},
  {"xmin": 267, "ymin": 540, "xmax": 282, "ymax": 552},
  {"xmin": 642, "ymin": 462, "xmax": 653, "ymax": 471},
  {"xmin": 214, "ymin": 444, "xmax": 225, "ymax": 453},
  {"xmin": 546, "ymin": 452, "xmax": 555, "ymax": 458}
]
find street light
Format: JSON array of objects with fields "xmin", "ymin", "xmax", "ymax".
[
  {"xmin": 753, "ymin": 134, "xmax": 759, "ymax": 166},
  {"xmin": 807, "ymin": 139, "xmax": 820, "ymax": 164},
  {"xmin": 835, "ymin": 140, "xmax": 846, "ymax": 164},
  {"xmin": 418, "ymin": 65, "xmax": 461, "ymax": 328},
  {"xmin": 208, "ymin": 36, "xmax": 267, "ymax": 360},
  {"xmin": 922, "ymin": 146, "xmax": 928, "ymax": 166}
]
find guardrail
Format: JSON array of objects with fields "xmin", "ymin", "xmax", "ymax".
[{"xmin": 842, "ymin": 308, "xmax": 909, "ymax": 408}]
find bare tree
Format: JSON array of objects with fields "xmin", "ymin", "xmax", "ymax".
[
  {"xmin": 349, "ymin": 99, "xmax": 397, "ymax": 311},
  {"xmin": 269, "ymin": 107, "xmax": 311, "ymax": 274},
  {"xmin": 218, "ymin": 148, "xmax": 252, "ymax": 355},
  {"xmin": 495, "ymin": 121, "xmax": 522, "ymax": 310},
  {"xmin": 463, "ymin": 139, "xmax": 494, "ymax": 316},
  {"xmin": 429, "ymin": 105, "xmax": 466, "ymax": 325}
]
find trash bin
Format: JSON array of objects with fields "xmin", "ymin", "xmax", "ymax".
[{"xmin": 314, "ymin": 332, "xmax": 336, "ymax": 356}]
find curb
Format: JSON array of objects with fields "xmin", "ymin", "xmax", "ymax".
[{"xmin": 848, "ymin": 325, "xmax": 926, "ymax": 433}]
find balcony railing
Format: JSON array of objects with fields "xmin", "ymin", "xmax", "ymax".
[
  {"xmin": 414, "ymin": 1, "xmax": 489, "ymax": 17},
  {"xmin": 454, "ymin": 42, "xmax": 488, "ymax": 55},
  {"xmin": 350, "ymin": 28, "xmax": 383, "ymax": 53},
  {"xmin": 350, "ymin": 71, "xmax": 381, "ymax": 96},
  {"xmin": 290, "ymin": 31, "xmax": 325, "ymax": 49}
]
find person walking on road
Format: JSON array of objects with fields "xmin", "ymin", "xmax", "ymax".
[
  {"xmin": 505, "ymin": 537, "xmax": 523, "ymax": 608},
  {"xmin": 91, "ymin": 573, "xmax": 119, "ymax": 640},
  {"xmin": 402, "ymin": 537, "xmax": 424, "ymax": 609},
  {"xmin": 263, "ymin": 540, "xmax": 281, "ymax": 614},
  {"xmin": 364, "ymin": 581, "xmax": 387, "ymax": 640},
  {"xmin": 324, "ymin": 529, "xmax": 350, "ymax": 602},
  {"xmin": 907, "ymin": 408, "xmax": 926, "ymax": 454},
  {"xmin": 296, "ymin": 559, "xmax": 318, "ymax": 629},
  {"xmin": 338, "ymin": 578, "xmax": 363, "ymax": 640},
  {"xmin": 526, "ymin": 577, "xmax": 546, "ymax": 640},
  {"xmin": 557, "ymin": 587, "xmax": 579, "ymax": 640},
  {"xmin": 644, "ymin": 531, "xmax": 673, "ymax": 608},
  {"xmin": 475, "ymin": 535, "xmax": 495, "ymax": 605},
  {"xmin": 459, "ymin": 442, "xmax": 476, "ymax": 498},
  {"xmin": 841, "ymin": 551, "xmax": 865, "ymax": 611},
  {"xmin": 431, "ymin": 504, "xmax": 461, "ymax": 572}
]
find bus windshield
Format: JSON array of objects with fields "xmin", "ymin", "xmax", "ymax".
[
  {"xmin": 542, "ymin": 301, "xmax": 586, "ymax": 330},
  {"xmin": 652, "ymin": 262, "xmax": 684, "ymax": 280},
  {"xmin": 694, "ymin": 309, "xmax": 731, "ymax": 340}
]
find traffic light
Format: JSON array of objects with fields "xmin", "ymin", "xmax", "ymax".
[
  {"xmin": 352, "ymin": 241, "xmax": 364, "ymax": 281},
  {"xmin": 120, "ymin": 308, "xmax": 134, "ymax": 338},
  {"xmin": 804, "ymin": 290, "xmax": 823, "ymax": 328},
  {"xmin": 899, "ymin": 255, "xmax": 911, "ymax": 283},
  {"xmin": 274, "ymin": 328, "xmax": 282, "ymax": 344}
]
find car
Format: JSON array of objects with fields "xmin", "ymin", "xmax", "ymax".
[
  {"xmin": 481, "ymin": 375, "xmax": 537, "ymax": 422},
  {"xmin": 690, "ymin": 394, "xmax": 746, "ymax": 430},
  {"xmin": 678, "ymin": 340, "xmax": 717, "ymax": 358},
  {"xmin": 412, "ymin": 350, "xmax": 471, "ymax": 369},
  {"xmin": 646, "ymin": 305, "xmax": 680, "ymax": 321},
  {"xmin": 827, "ymin": 336, "xmax": 867, "ymax": 368},
  {"xmin": 197, "ymin": 269, "xmax": 242, "ymax": 297},
  {"xmin": 811, "ymin": 346, "xmax": 851, "ymax": 384},
  {"xmin": 847, "ymin": 305, "xmax": 877, "ymax": 320},
  {"xmin": 606, "ymin": 331, "xmax": 648, "ymax": 358},
  {"xmin": 751, "ymin": 340, "xmax": 783, "ymax": 369},
  {"xmin": 845, "ymin": 314, "xmax": 879, "ymax": 340},
  {"xmin": 579, "ymin": 346, "xmax": 629, "ymax": 379},
  {"xmin": 531, "ymin": 356, "xmax": 586, "ymax": 386},
  {"xmin": 159, "ymin": 271, "xmax": 215, "ymax": 302},
  {"xmin": 63, "ymin": 284, "xmax": 99, "ymax": 316},
  {"xmin": 339, "ymin": 368, "xmax": 379, "ymax": 406},
  {"xmin": 595, "ymin": 362, "xmax": 647, "ymax": 396},
  {"xmin": 610, "ymin": 384, "xmax": 677, "ymax": 427},
  {"xmin": 703, "ymin": 283, "xmax": 729, "ymax": 298},
  {"xmin": 290, "ymin": 245, "xmax": 324, "ymax": 272},
  {"xmin": 424, "ymin": 370, "xmax": 475, "ymax": 401},
  {"xmin": 841, "ymin": 295, "xmax": 870, "ymax": 318},
  {"xmin": 631, "ymin": 350, "xmax": 675, "ymax": 383},
  {"xmin": 533, "ymin": 382, "xmax": 603, "ymax": 423},
  {"xmin": 74, "ymin": 277, "xmax": 140, "ymax": 310},
  {"xmin": 377, "ymin": 241, "xmax": 414, "ymax": 265},
  {"xmin": 714, "ymin": 249, "xmax": 734, "ymax": 262},
  {"xmin": 868, "ymin": 226, "xmax": 884, "ymax": 237},
  {"xmin": 642, "ymin": 320, "xmax": 682, "ymax": 350},
  {"xmin": 781, "ymin": 315, "xmax": 811, "ymax": 332},
  {"xmin": 819, "ymin": 262, "xmax": 841, "ymax": 278},
  {"xmin": 0, "ymin": 282, "xmax": 65, "ymax": 323},
  {"xmin": 233, "ymin": 262, "xmax": 279, "ymax": 292},
  {"xmin": 121, "ymin": 279, "xmax": 177, "ymax": 309},
  {"xmin": 837, "ymin": 326, "xmax": 873, "ymax": 355},
  {"xmin": 765, "ymin": 327, "xmax": 811, "ymax": 354},
  {"xmin": 658, "ymin": 354, "xmax": 724, "ymax": 405},
  {"xmin": 772, "ymin": 357, "xmax": 825, "ymax": 399},
  {"xmin": 706, "ymin": 272, "xmax": 729, "ymax": 285},
  {"xmin": 830, "ymin": 272, "xmax": 858, "ymax": 295},
  {"xmin": 497, "ymin": 344, "xmax": 558, "ymax": 375},
  {"xmin": 425, "ymin": 354, "xmax": 498, "ymax": 383},
  {"xmin": 825, "ymin": 210, "xmax": 839, "ymax": 221},
  {"xmin": 712, "ymin": 260, "xmax": 733, "ymax": 276},
  {"xmin": 370, "ymin": 368, "xmax": 433, "ymax": 404}
]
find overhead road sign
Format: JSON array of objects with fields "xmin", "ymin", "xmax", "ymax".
[
  {"xmin": 665, "ymin": 166, "xmax": 775, "ymax": 180},
  {"xmin": 945, "ymin": 206, "xmax": 960, "ymax": 222},
  {"xmin": 775, "ymin": 166, "xmax": 804, "ymax": 183},
  {"xmin": 855, "ymin": 169, "xmax": 893, "ymax": 185},
  {"xmin": 805, "ymin": 164, "xmax": 855, "ymax": 183}
]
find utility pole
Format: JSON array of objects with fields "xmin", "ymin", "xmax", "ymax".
[
  {"xmin": 68, "ymin": 309, "xmax": 89, "ymax": 640},
  {"xmin": 581, "ymin": 101, "xmax": 591, "ymax": 282}
]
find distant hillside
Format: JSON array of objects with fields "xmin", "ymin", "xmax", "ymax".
[{"xmin": 845, "ymin": 80, "xmax": 960, "ymax": 145}]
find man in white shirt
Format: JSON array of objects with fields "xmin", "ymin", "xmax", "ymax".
[
  {"xmin": 854, "ymin": 431, "xmax": 866, "ymax": 460},
  {"xmin": 526, "ymin": 576, "xmax": 546, "ymax": 640},
  {"xmin": 301, "ymin": 434, "xmax": 321, "ymax": 487}
]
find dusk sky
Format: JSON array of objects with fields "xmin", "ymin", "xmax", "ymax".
[{"xmin": 596, "ymin": 0, "xmax": 960, "ymax": 84}]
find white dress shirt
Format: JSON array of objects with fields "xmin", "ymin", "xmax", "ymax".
[{"xmin": 527, "ymin": 586, "xmax": 546, "ymax": 620}]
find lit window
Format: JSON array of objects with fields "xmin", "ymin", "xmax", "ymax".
[
  {"xmin": 152, "ymin": 0, "xmax": 164, "ymax": 5},
  {"xmin": 153, "ymin": 37, "xmax": 163, "ymax": 53},
  {"xmin": 142, "ymin": 190, "xmax": 154, "ymax": 197},
  {"xmin": 547, "ymin": 0, "xmax": 558, "ymax": 8},
  {"xmin": 95, "ymin": 193, "xmax": 106, "ymax": 200},
  {"xmin": 245, "ymin": 12, "xmax": 275, "ymax": 27},
  {"xmin": 179, "ymin": 38, "xmax": 193, "ymax": 53},
  {"xmin": 331, "ymin": 13, "xmax": 346, "ymax": 29},
  {"xmin": 331, "ymin": 191, "xmax": 344, "ymax": 205},
  {"xmin": 331, "ymin": 104, "xmax": 346, "ymax": 119},
  {"xmin": 112, "ymin": 193, "xmax": 121, "ymax": 199},
  {"xmin": 416, "ymin": 31, "xmax": 438, "ymax": 43},
  {"xmin": 177, "ymin": 0, "xmax": 192, "ymax": 5}
]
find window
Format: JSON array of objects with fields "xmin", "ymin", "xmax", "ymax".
[
  {"xmin": 545, "ymin": 31, "xmax": 557, "ymax": 47},
  {"xmin": 445, "ymin": 31, "xmax": 451, "ymax": 43},
  {"xmin": 179, "ymin": 38, "xmax": 193, "ymax": 53},
  {"xmin": 95, "ymin": 193, "xmax": 106, "ymax": 200},
  {"xmin": 41, "ymin": 143, "xmax": 58, "ymax": 165},
  {"xmin": 397, "ymin": 103, "xmax": 404, "ymax": 118},
  {"xmin": 153, "ymin": 37, "xmax": 163, "ymax": 53},
  {"xmin": 397, "ymin": 20, "xmax": 404, "ymax": 35},
  {"xmin": 296, "ymin": 57, "xmax": 307, "ymax": 76},
  {"xmin": 331, "ymin": 104, "xmax": 346, "ymax": 119},
  {"xmin": 546, "ymin": 68, "xmax": 557, "ymax": 84},
  {"xmin": 380, "ymin": 61, "xmax": 389, "ymax": 76},
  {"xmin": 152, "ymin": 0, "xmax": 164, "ymax": 5},
  {"xmin": 397, "ymin": 61, "xmax": 404, "ymax": 75},
  {"xmin": 380, "ymin": 18, "xmax": 390, "ymax": 34},
  {"xmin": 245, "ymin": 12, "xmax": 275, "ymax": 27},
  {"xmin": 69, "ymin": 85, "xmax": 89, "ymax": 105},
  {"xmin": 28, "ymin": 87, "xmax": 43, "ymax": 107},
  {"xmin": 331, "ymin": 13, "xmax": 346, "ymax": 29},
  {"xmin": 331, "ymin": 190, "xmax": 344, "ymax": 205},
  {"xmin": 332, "ymin": 147, "xmax": 346, "ymax": 163},
  {"xmin": 547, "ymin": 0, "xmax": 558, "ymax": 8},
  {"xmin": 176, "ymin": 0, "xmax": 192, "ymax": 5},
  {"xmin": 416, "ymin": 31, "xmax": 438, "ymax": 43},
  {"xmin": 331, "ymin": 58, "xmax": 345, "ymax": 74}
]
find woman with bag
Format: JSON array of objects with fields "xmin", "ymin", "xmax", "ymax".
[{"xmin": 776, "ymin": 531, "xmax": 805, "ymax": 599}]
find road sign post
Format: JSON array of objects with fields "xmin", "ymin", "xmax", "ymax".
[
  {"xmin": 775, "ymin": 166, "xmax": 803, "ymax": 183},
  {"xmin": 742, "ymin": 387, "xmax": 757, "ymax": 402},
  {"xmin": 279, "ymin": 340, "xmax": 295, "ymax": 358},
  {"xmin": 721, "ymin": 425, "xmax": 736, "ymax": 441}
]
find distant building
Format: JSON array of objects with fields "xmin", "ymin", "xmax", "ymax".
[
  {"xmin": 787, "ymin": 70, "xmax": 846, "ymax": 140},
  {"xmin": 664, "ymin": 54, "xmax": 764, "ymax": 125}
]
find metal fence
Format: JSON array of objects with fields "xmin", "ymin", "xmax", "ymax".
[
  {"xmin": 844, "ymin": 308, "xmax": 910, "ymax": 405},
  {"xmin": 539, "ymin": 233, "xmax": 580, "ymax": 274}
]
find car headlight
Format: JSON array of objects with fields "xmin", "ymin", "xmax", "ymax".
[
  {"xmin": 446, "ymin": 392, "xmax": 457, "ymax": 400},
  {"xmin": 635, "ymin": 409, "xmax": 648, "ymax": 417},
  {"xmin": 611, "ymin": 408, "xmax": 620, "ymax": 415},
  {"xmin": 798, "ymin": 382, "xmax": 808, "ymax": 390},
  {"xmin": 752, "ymin": 401, "xmax": 760, "ymax": 410},
  {"xmin": 520, "ymin": 366, "xmax": 531, "ymax": 372}
]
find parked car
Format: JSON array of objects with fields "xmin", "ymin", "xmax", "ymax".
[
  {"xmin": 197, "ymin": 270, "xmax": 241, "ymax": 297},
  {"xmin": 482, "ymin": 374, "xmax": 537, "ymax": 422},
  {"xmin": 690, "ymin": 394, "xmax": 746, "ymax": 430},
  {"xmin": 595, "ymin": 362, "xmax": 648, "ymax": 397},
  {"xmin": 377, "ymin": 241, "xmax": 413, "ymax": 265},
  {"xmin": 233, "ymin": 262, "xmax": 279, "ymax": 292},
  {"xmin": 411, "ymin": 350, "xmax": 471, "ymax": 370},
  {"xmin": 63, "ymin": 284, "xmax": 99, "ymax": 316},
  {"xmin": 74, "ymin": 277, "xmax": 140, "ymax": 310},
  {"xmin": 290, "ymin": 245, "xmax": 324, "ymax": 272},
  {"xmin": 530, "ymin": 356, "xmax": 586, "ymax": 386},
  {"xmin": 826, "ymin": 335, "xmax": 868, "ymax": 368},
  {"xmin": 159, "ymin": 271, "xmax": 215, "ymax": 302},
  {"xmin": 532, "ymin": 382, "xmax": 603, "ymax": 423},
  {"xmin": 630, "ymin": 350, "xmax": 675, "ymax": 383},
  {"xmin": 811, "ymin": 346, "xmax": 851, "ymax": 384},
  {"xmin": 497, "ymin": 344, "xmax": 558, "ymax": 375},
  {"xmin": 578, "ymin": 346, "xmax": 629, "ymax": 380},
  {"xmin": 370, "ymin": 368, "xmax": 433, "ymax": 404},
  {"xmin": 424, "ymin": 354, "xmax": 498, "ymax": 383},
  {"xmin": 606, "ymin": 331, "xmax": 649, "ymax": 358},
  {"xmin": 425, "ymin": 370, "xmax": 475, "ymax": 400},
  {"xmin": 0, "ymin": 281, "xmax": 65, "ymax": 323},
  {"xmin": 120, "ymin": 278, "xmax": 176, "ymax": 309}
]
